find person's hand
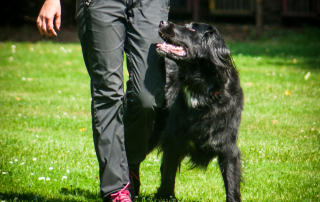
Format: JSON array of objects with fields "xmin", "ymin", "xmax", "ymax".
[{"xmin": 37, "ymin": 0, "xmax": 61, "ymax": 37}]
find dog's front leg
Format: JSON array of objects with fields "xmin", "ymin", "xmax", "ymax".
[
  {"xmin": 155, "ymin": 143, "xmax": 182, "ymax": 200},
  {"xmin": 218, "ymin": 145, "xmax": 241, "ymax": 202}
]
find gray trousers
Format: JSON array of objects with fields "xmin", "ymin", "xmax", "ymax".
[{"xmin": 76, "ymin": 0, "xmax": 169, "ymax": 199}]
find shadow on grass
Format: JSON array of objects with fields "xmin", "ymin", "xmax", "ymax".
[
  {"xmin": 59, "ymin": 187, "xmax": 100, "ymax": 199},
  {"xmin": 0, "ymin": 187, "xmax": 101, "ymax": 202},
  {"xmin": 229, "ymin": 42, "xmax": 320, "ymax": 58},
  {"xmin": 137, "ymin": 194, "xmax": 207, "ymax": 202},
  {"xmin": 228, "ymin": 42, "xmax": 320, "ymax": 71},
  {"xmin": 0, "ymin": 192, "xmax": 201, "ymax": 202}
]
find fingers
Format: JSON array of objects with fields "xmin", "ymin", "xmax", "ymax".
[
  {"xmin": 46, "ymin": 16, "xmax": 57, "ymax": 37},
  {"xmin": 37, "ymin": 14, "xmax": 58, "ymax": 37},
  {"xmin": 42, "ymin": 16, "xmax": 51, "ymax": 37},
  {"xmin": 36, "ymin": 14, "xmax": 51, "ymax": 37},
  {"xmin": 36, "ymin": 0, "xmax": 61, "ymax": 38},
  {"xmin": 36, "ymin": 16, "xmax": 45, "ymax": 37},
  {"xmin": 55, "ymin": 11, "xmax": 61, "ymax": 31}
]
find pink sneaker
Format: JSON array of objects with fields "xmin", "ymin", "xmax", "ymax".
[{"xmin": 110, "ymin": 183, "xmax": 132, "ymax": 202}]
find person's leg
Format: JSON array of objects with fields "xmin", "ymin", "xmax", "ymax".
[
  {"xmin": 123, "ymin": 0, "xmax": 170, "ymax": 194},
  {"xmin": 76, "ymin": 0, "xmax": 130, "ymax": 200}
]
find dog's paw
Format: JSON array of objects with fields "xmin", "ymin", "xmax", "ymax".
[
  {"xmin": 155, "ymin": 189, "xmax": 176, "ymax": 201},
  {"xmin": 154, "ymin": 195, "xmax": 177, "ymax": 201}
]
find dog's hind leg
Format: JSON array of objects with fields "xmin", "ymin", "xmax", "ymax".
[
  {"xmin": 218, "ymin": 144, "xmax": 241, "ymax": 202},
  {"xmin": 155, "ymin": 143, "xmax": 183, "ymax": 199}
]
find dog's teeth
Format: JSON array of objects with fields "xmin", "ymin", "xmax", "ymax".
[{"xmin": 161, "ymin": 33, "xmax": 166, "ymax": 40}]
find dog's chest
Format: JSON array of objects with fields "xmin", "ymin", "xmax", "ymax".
[
  {"xmin": 182, "ymin": 85, "xmax": 214, "ymax": 109},
  {"xmin": 183, "ymin": 86, "xmax": 200, "ymax": 108}
]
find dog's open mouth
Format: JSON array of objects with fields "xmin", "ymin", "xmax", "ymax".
[{"xmin": 157, "ymin": 32, "xmax": 187, "ymax": 57}]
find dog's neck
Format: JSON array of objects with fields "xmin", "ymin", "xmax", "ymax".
[{"xmin": 177, "ymin": 60, "xmax": 227, "ymax": 109}]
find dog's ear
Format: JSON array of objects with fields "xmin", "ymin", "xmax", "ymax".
[
  {"xmin": 203, "ymin": 26, "xmax": 217, "ymax": 38},
  {"xmin": 202, "ymin": 26, "xmax": 233, "ymax": 69},
  {"xmin": 203, "ymin": 25, "xmax": 221, "ymax": 42}
]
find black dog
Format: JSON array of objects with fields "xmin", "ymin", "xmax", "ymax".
[{"xmin": 147, "ymin": 21, "xmax": 243, "ymax": 202}]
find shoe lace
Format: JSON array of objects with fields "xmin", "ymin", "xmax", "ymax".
[{"xmin": 110, "ymin": 183, "xmax": 131, "ymax": 202}]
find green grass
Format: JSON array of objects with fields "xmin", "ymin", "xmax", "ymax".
[{"xmin": 1, "ymin": 27, "xmax": 320, "ymax": 201}]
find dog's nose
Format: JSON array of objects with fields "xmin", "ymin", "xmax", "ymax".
[{"xmin": 159, "ymin": 20, "xmax": 169, "ymax": 27}]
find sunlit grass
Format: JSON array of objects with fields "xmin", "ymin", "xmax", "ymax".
[{"xmin": 0, "ymin": 30, "xmax": 320, "ymax": 202}]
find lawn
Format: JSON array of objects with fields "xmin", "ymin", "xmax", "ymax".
[{"xmin": 0, "ymin": 27, "xmax": 320, "ymax": 201}]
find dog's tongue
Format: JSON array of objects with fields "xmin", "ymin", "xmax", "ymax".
[{"xmin": 157, "ymin": 42, "xmax": 186, "ymax": 57}]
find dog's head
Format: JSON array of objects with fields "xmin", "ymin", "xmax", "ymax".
[{"xmin": 157, "ymin": 21, "xmax": 232, "ymax": 67}]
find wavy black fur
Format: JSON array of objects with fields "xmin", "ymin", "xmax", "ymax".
[{"xmin": 147, "ymin": 21, "xmax": 243, "ymax": 202}]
